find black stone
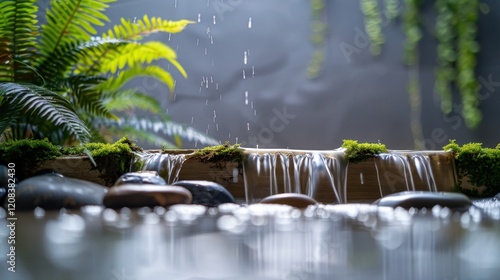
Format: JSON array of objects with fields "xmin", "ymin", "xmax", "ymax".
[
  {"xmin": 374, "ymin": 191, "xmax": 472, "ymax": 210},
  {"xmin": 4, "ymin": 174, "xmax": 108, "ymax": 210},
  {"xmin": 0, "ymin": 165, "xmax": 8, "ymax": 185},
  {"xmin": 173, "ymin": 180, "xmax": 235, "ymax": 207},
  {"xmin": 103, "ymin": 184, "xmax": 192, "ymax": 208},
  {"xmin": 0, "ymin": 186, "xmax": 6, "ymax": 206},
  {"xmin": 495, "ymin": 192, "xmax": 500, "ymax": 200},
  {"xmin": 259, "ymin": 193, "xmax": 318, "ymax": 209},
  {"xmin": 114, "ymin": 171, "xmax": 166, "ymax": 186}
]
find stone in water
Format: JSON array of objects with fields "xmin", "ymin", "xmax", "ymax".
[
  {"xmin": 259, "ymin": 193, "xmax": 318, "ymax": 209},
  {"xmin": 103, "ymin": 184, "xmax": 192, "ymax": 208},
  {"xmin": 114, "ymin": 171, "xmax": 166, "ymax": 186},
  {"xmin": 5, "ymin": 174, "xmax": 108, "ymax": 210},
  {"xmin": 374, "ymin": 191, "xmax": 472, "ymax": 210},
  {"xmin": 173, "ymin": 180, "xmax": 235, "ymax": 207}
]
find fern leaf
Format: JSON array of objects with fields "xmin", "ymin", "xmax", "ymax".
[
  {"xmin": 0, "ymin": 0, "xmax": 39, "ymax": 82},
  {"xmin": 103, "ymin": 15, "xmax": 194, "ymax": 40},
  {"xmin": 40, "ymin": 0, "xmax": 115, "ymax": 56},
  {"xmin": 0, "ymin": 82, "xmax": 91, "ymax": 143},
  {"xmin": 57, "ymin": 75, "xmax": 119, "ymax": 121},
  {"xmin": 101, "ymin": 89, "xmax": 164, "ymax": 114},
  {"xmin": 101, "ymin": 41, "xmax": 187, "ymax": 78},
  {"xmin": 99, "ymin": 65, "xmax": 176, "ymax": 93}
]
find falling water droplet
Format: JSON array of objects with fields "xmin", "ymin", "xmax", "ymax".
[
  {"xmin": 216, "ymin": 83, "xmax": 219, "ymax": 90},
  {"xmin": 195, "ymin": 141, "xmax": 198, "ymax": 148},
  {"xmin": 236, "ymin": 137, "xmax": 239, "ymax": 144},
  {"xmin": 210, "ymin": 76, "xmax": 213, "ymax": 83},
  {"xmin": 213, "ymin": 111, "xmax": 217, "ymax": 122},
  {"xmin": 360, "ymin": 173, "xmax": 364, "ymax": 185},
  {"xmin": 244, "ymin": 51, "xmax": 248, "ymax": 64},
  {"xmin": 213, "ymin": 15, "xmax": 216, "ymax": 24},
  {"xmin": 168, "ymin": 33, "xmax": 171, "ymax": 41},
  {"xmin": 205, "ymin": 99, "xmax": 209, "ymax": 106},
  {"xmin": 245, "ymin": 91, "xmax": 248, "ymax": 105},
  {"xmin": 254, "ymin": 109, "xmax": 257, "ymax": 116},
  {"xmin": 250, "ymin": 101, "xmax": 254, "ymax": 108},
  {"xmin": 252, "ymin": 66, "xmax": 255, "ymax": 77},
  {"xmin": 196, "ymin": 38, "xmax": 199, "ymax": 46},
  {"xmin": 191, "ymin": 116, "xmax": 194, "ymax": 124},
  {"xmin": 210, "ymin": 36, "xmax": 214, "ymax": 44},
  {"xmin": 205, "ymin": 48, "xmax": 208, "ymax": 55},
  {"xmin": 198, "ymin": 13, "xmax": 201, "ymax": 22},
  {"xmin": 248, "ymin": 17, "xmax": 252, "ymax": 28},
  {"xmin": 219, "ymin": 94, "xmax": 222, "ymax": 100},
  {"xmin": 174, "ymin": 0, "xmax": 177, "ymax": 8},
  {"xmin": 206, "ymin": 124, "xmax": 210, "ymax": 134},
  {"xmin": 242, "ymin": 70, "xmax": 246, "ymax": 79},
  {"xmin": 247, "ymin": 123, "xmax": 250, "ymax": 130},
  {"xmin": 216, "ymin": 124, "xmax": 219, "ymax": 131}
]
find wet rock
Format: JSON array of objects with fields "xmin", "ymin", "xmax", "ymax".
[
  {"xmin": 4, "ymin": 174, "xmax": 108, "ymax": 210},
  {"xmin": 495, "ymin": 192, "xmax": 500, "ymax": 200},
  {"xmin": 0, "ymin": 165, "xmax": 8, "ymax": 185},
  {"xmin": 374, "ymin": 191, "xmax": 472, "ymax": 210},
  {"xmin": 103, "ymin": 184, "xmax": 192, "ymax": 208},
  {"xmin": 173, "ymin": 180, "xmax": 235, "ymax": 207},
  {"xmin": 114, "ymin": 171, "xmax": 166, "ymax": 186},
  {"xmin": 0, "ymin": 187, "xmax": 6, "ymax": 205},
  {"xmin": 259, "ymin": 193, "xmax": 318, "ymax": 209}
]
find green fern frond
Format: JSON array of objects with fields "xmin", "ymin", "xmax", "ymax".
[
  {"xmin": 39, "ymin": 0, "xmax": 115, "ymax": 56},
  {"xmin": 119, "ymin": 117, "xmax": 219, "ymax": 146},
  {"xmin": 36, "ymin": 38, "xmax": 125, "ymax": 83},
  {"xmin": 99, "ymin": 65, "xmax": 176, "ymax": 93},
  {"xmin": 0, "ymin": 82, "xmax": 91, "ymax": 143},
  {"xmin": 58, "ymin": 75, "xmax": 119, "ymax": 121},
  {"xmin": 103, "ymin": 15, "xmax": 194, "ymax": 41},
  {"xmin": 0, "ymin": 0, "xmax": 39, "ymax": 82},
  {"xmin": 101, "ymin": 41, "xmax": 187, "ymax": 78},
  {"xmin": 102, "ymin": 89, "xmax": 164, "ymax": 114}
]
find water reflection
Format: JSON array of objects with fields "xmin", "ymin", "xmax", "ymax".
[{"xmin": 1, "ymin": 202, "xmax": 500, "ymax": 280}]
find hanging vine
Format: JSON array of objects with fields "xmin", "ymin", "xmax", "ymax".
[
  {"xmin": 308, "ymin": 0, "xmax": 327, "ymax": 78},
  {"xmin": 360, "ymin": 0, "xmax": 384, "ymax": 55},
  {"xmin": 435, "ymin": 0, "xmax": 481, "ymax": 129}
]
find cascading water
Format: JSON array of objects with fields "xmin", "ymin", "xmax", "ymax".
[
  {"xmin": 130, "ymin": 151, "xmax": 187, "ymax": 184},
  {"xmin": 374, "ymin": 151, "xmax": 440, "ymax": 197},
  {"xmin": 242, "ymin": 148, "xmax": 349, "ymax": 204}
]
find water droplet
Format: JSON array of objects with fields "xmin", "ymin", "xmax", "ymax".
[
  {"xmin": 206, "ymin": 27, "xmax": 211, "ymax": 36},
  {"xmin": 250, "ymin": 101, "xmax": 254, "ymax": 108},
  {"xmin": 174, "ymin": 0, "xmax": 177, "ymax": 8},
  {"xmin": 252, "ymin": 66, "xmax": 255, "ymax": 77},
  {"xmin": 245, "ymin": 90, "xmax": 248, "ymax": 105},
  {"xmin": 360, "ymin": 173, "xmax": 364, "ymax": 185},
  {"xmin": 204, "ymin": 48, "xmax": 208, "ymax": 55},
  {"xmin": 198, "ymin": 13, "xmax": 201, "ymax": 23},
  {"xmin": 196, "ymin": 38, "xmax": 199, "ymax": 46},
  {"xmin": 213, "ymin": 15, "xmax": 216, "ymax": 24},
  {"xmin": 254, "ymin": 109, "xmax": 257, "ymax": 116},
  {"xmin": 242, "ymin": 70, "xmax": 246, "ymax": 79},
  {"xmin": 168, "ymin": 33, "xmax": 171, "ymax": 41},
  {"xmin": 216, "ymin": 123, "xmax": 219, "ymax": 131},
  {"xmin": 206, "ymin": 124, "xmax": 210, "ymax": 134},
  {"xmin": 247, "ymin": 123, "xmax": 250, "ymax": 130},
  {"xmin": 244, "ymin": 51, "xmax": 248, "ymax": 64},
  {"xmin": 216, "ymin": 83, "xmax": 219, "ymax": 90},
  {"xmin": 205, "ymin": 99, "xmax": 209, "ymax": 106},
  {"xmin": 248, "ymin": 17, "xmax": 252, "ymax": 28},
  {"xmin": 236, "ymin": 137, "xmax": 239, "ymax": 144},
  {"xmin": 210, "ymin": 36, "xmax": 214, "ymax": 44},
  {"xmin": 191, "ymin": 116, "xmax": 194, "ymax": 124}
]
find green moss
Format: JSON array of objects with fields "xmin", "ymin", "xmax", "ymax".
[
  {"xmin": 188, "ymin": 142, "xmax": 244, "ymax": 166},
  {"xmin": 342, "ymin": 139, "xmax": 388, "ymax": 163},
  {"xmin": 0, "ymin": 138, "xmax": 63, "ymax": 179},
  {"xmin": 0, "ymin": 137, "xmax": 139, "ymax": 184},
  {"xmin": 444, "ymin": 140, "xmax": 500, "ymax": 197}
]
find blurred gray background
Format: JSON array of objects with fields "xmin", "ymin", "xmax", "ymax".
[{"xmin": 100, "ymin": 0, "xmax": 500, "ymax": 150}]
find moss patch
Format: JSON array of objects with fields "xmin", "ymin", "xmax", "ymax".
[
  {"xmin": 187, "ymin": 142, "xmax": 244, "ymax": 166},
  {"xmin": 0, "ymin": 138, "xmax": 63, "ymax": 179},
  {"xmin": 444, "ymin": 140, "xmax": 500, "ymax": 197},
  {"xmin": 342, "ymin": 139, "xmax": 388, "ymax": 163}
]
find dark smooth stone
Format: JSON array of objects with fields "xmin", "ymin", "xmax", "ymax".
[
  {"xmin": 4, "ymin": 175, "xmax": 108, "ymax": 210},
  {"xmin": 0, "ymin": 165, "xmax": 8, "ymax": 185},
  {"xmin": 0, "ymin": 186, "xmax": 6, "ymax": 205},
  {"xmin": 114, "ymin": 171, "xmax": 166, "ymax": 186},
  {"xmin": 173, "ymin": 180, "xmax": 235, "ymax": 207},
  {"xmin": 374, "ymin": 191, "xmax": 472, "ymax": 210},
  {"xmin": 103, "ymin": 184, "xmax": 192, "ymax": 208},
  {"xmin": 259, "ymin": 193, "xmax": 318, "ymax": 209},
  {"xmin": 495, "ymin": 193, "xmax": 500, "ymax": 200}
]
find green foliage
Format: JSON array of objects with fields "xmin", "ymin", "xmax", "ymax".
[
  {"xmin": 190, "ymin": 142, "xmax": 244, "ymax": 165},
  {"xmin": 444, "ymin": 140, "xmax": 500, "ymax": 197},
  {"xmin": 307, "ymin": 0, "xmax": 326, "ymax": 78},
  {"xmin": 360, "ymin": 0, "xmax": 384, "ymax": 55},
  {"xmin": 341, "ymin": 139, "xmax": 388, "ymax": 163},
  {"xmin": 0, "ymin": 0, "xmax": 202, "ymax": 148}
]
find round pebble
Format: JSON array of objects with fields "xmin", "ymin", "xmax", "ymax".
[
  {"xmin": 103, "ymin": 184, "xmax": 192, "ymax": 208},
  {"xmin": 259, "ymin": 193, "xmax": 318, "ymax": 209}
]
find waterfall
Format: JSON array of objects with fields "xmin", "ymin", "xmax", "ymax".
[
  {"xmin": 130, "ymin": 151, "xmax": 187, "ymax": 184},
  {"xmin": 242, "ymin": 148, "xmax": 349, "ymax": 204}
]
